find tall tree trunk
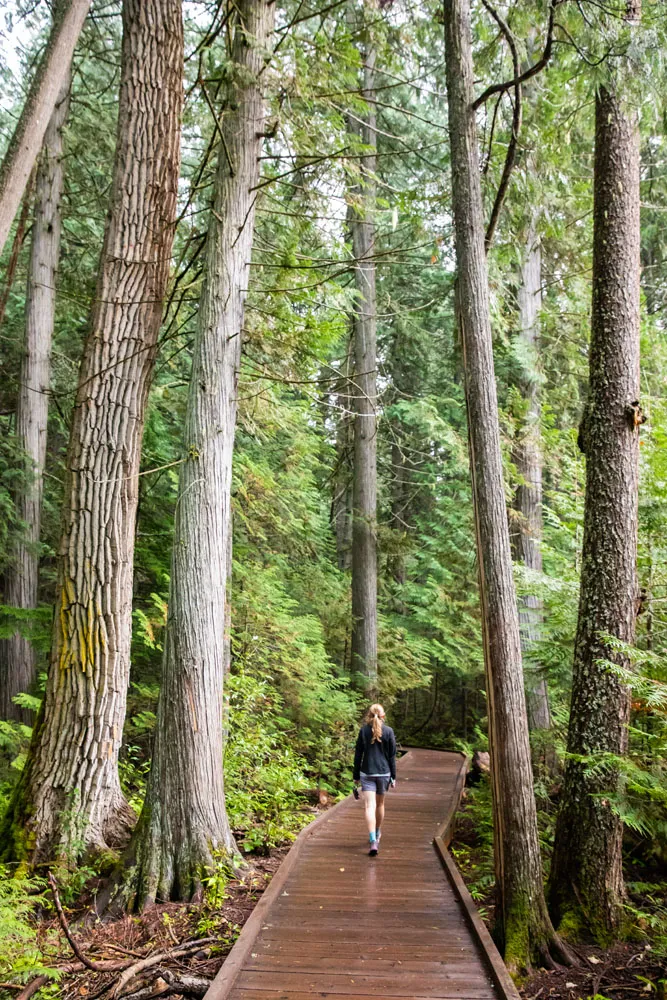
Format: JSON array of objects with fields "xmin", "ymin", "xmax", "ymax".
[
  {"xmin": 511, "ymin": 217, "xmax": 551, "ymax": 733},
  {"xmin": 349, "ymin": 35, "xmax": 378, "ymax": 696},
  {"xmin": 443, "ymin": 0, "xmax": 571, "ymax": 972},
  {"xmin": 548, "ymin": 30, "xmax": 641, "ymax": 941},
  {"xmin": 0, "ymin": 0, "xmax": 184, "ymax": 863},
  {"xmin": 390, "ymin": 440, "xmax": 408, "ymax": 588},
  {"xmin": 0, "ymin": 0, "xmax": 90, "ymax": 256},
  {"xmin": 333, "ymin": 338, "xmax": 354, "ymax": 572},
  {"xmin": 127, "ymin": 0, "xmax": 274, "ymax": 908},
  {"xmin": 0, "ymin": 76, "xmax": 70, "ymax": 723}
]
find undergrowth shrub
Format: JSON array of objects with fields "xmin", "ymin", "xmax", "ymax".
[
  {"xmin": 0, "ymin": 866, "xmax": 56, "ymax": 991},
  {"xmin": 450, "ymin": 775, "xmax": 495, "ymax": 916},
  {"xmin": 224, "ymin": 668, "xmax": 313, "ymax": 852}
]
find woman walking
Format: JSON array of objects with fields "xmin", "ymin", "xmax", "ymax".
[{"xmin": 353, "ymin": 703, "xmax": 397, "ymax": 856}]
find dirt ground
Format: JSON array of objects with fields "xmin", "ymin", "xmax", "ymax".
[
  {"xmin": 12, "ymin": 801, "xmax": 666, "ymax": 1000},
  {"xmin": 519, "ymin": 943, "xmax": 666, "ymax": 1000}
]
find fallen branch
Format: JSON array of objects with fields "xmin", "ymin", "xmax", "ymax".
[
  {"xmin": 14, "ymin": 925, "xmax": 217, "ymax": 1000},
  {"xmin": 121, "ymin": 967, "xmax": 211, "ymax": 999},
  {"xmin": 112, "ymin": 940, "xmax": 216, "ymax": 999},
  {"xmin": 119, "ymin": 977, "xmax": 170, "ymax": 1000},
  {"xmin": 49, "ymin": 871, "xmax": 106, "ymax": 971}
]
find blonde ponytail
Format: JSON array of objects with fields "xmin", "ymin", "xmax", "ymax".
[{"xmin": 366, "ymin": 703, "xmax": 385, "ymax": 744}]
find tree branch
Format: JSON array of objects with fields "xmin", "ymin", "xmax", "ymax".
[
  {"xmin": 0, "ymin": 168, "xmax": 35, "ymax": 329},
  {"xmin": 482, "ymin": 0, "xmax": 522, "ymax": 251},
  {"xmin": 49, "ymin": 872, "xmax": 106, "ymax": 971},
  {"xmin": 472, "ymin": 0, "xmax": 559, "ymax": 111},
  {"xmin": 482, "ymin": 93, "xmax": 502, "ymax": 176}
]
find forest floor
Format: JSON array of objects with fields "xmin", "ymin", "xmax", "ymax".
[
  {"xmin": 12, "ymin": 846, "xmax": 290, "ymax": 1000},
  {"xmin": 452, "ymin": 798, "xmax": 667, "ymax": 1000},
  {"xmin": 520, "ymin": 943, "xmax": 666, "ymax": 1000}
]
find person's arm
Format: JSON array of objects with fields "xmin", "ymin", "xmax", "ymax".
[
  {"xmin": 353, "ymin": 728, "xmax": 364, "ymax": 782},
  {"xmin": 385, "ymin": 727, "xmax": 397, "ymax": 782}
]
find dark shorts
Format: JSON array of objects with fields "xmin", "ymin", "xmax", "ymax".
[{"xmin": 360, "ymin": 774, "xmax": 391, "ymax": 795}]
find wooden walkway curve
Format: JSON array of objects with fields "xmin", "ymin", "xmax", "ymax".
[{"xmin": 206, "ymin": 749, "xmax": 519, "ymax": 1000}]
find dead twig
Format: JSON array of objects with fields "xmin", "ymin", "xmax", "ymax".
[
  {"xmin": 101, "ymin": 943, "xmax": 145, "ymax": 959},
  {"xmin": 49, "ymin": 871, "xmax": 106, "ymax": 971},
  {"xmin": 165, "ymin": 919, "xmax": 180, "ymax": 946},
  {"xmin": 590, "ymin": 959, "xmax": 610, "ymax": 996}
]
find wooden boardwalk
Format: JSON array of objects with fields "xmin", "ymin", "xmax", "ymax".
[{"xmin": 206, "ymin": 749, "xmax": 518, "ymax": 1000}]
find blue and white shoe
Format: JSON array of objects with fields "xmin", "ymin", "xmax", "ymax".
[{"xmin": 368, "ymin": 833, "xmax": 378, "ymax": 856}]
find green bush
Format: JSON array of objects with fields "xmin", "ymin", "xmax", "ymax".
[{"xmin": 224, "ymin": 668, "xmax": 313, "ymax": 851}]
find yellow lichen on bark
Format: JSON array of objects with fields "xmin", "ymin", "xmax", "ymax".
[
  {"xmin": 58, "ymin": 577, "xmax": 106, "ymax": 671},
  {"xmin": 58, "ymin": 579, "xmax": 74, "ymax": 670}
]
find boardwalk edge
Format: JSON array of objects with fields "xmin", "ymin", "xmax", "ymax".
[{"xmin": 433, "ymin": 752, "xmax": 521, "ymax": 1000}]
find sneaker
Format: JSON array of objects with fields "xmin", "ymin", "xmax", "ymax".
[{"xmin": 368, "ymin": 833, "xmax": 378, "ymax": 857}]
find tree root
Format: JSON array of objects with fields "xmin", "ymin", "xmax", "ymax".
[
  {"xmin": 538, "ymin": 928, "xmax": 578, "ymax": 969},
  {"xmin": 503, "ymin": 906, "xmax": 579, "ymax": 977},
  {"xmin": 49, "ymin": 872, "xmax": 107, "ymax": 971},
  {"xmin": 17, "ymin": 976, "xmax": 59, "ymax": 1000}
]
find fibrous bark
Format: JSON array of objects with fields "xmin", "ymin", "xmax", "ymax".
[
  {"xmin": 549, "ymin": 73, "xmax": 641, "ymax": 942},
  {"xmin": 0, "ymin": 74, "xmax": 70, "ymax": 723},
  {"xmin": 348, "ymin": 33, "xmax": 378, "ymax": 695},
  {"xmin": 127, "ymin": 0, "xmax": 274, "ymax": 907},
  {"xmin": 511, "ymin": 218, "xmax": 551, "ymax": 733},
  {"xmin": 0, "ymin": 0, "xmax": 90, "ymax": 256},
  {"xmin": 0, "ymin": 0, "xmax": 184, "ymax": 862},
  {"xmin": 443, "ymin": 0, "xmax": 571, "ymax": 972}
]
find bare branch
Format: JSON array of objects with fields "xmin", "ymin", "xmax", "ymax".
[
  {"xmin": 472, "ymin": 0, "xmax": 559, "ymax": 111},
  {"xmin": 49, "ymin": 872, "xmax": 106, "ymax": 972},
  {"xmin": 482, "ymin": 0, "xmax": 522, "ymax": 251}
]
